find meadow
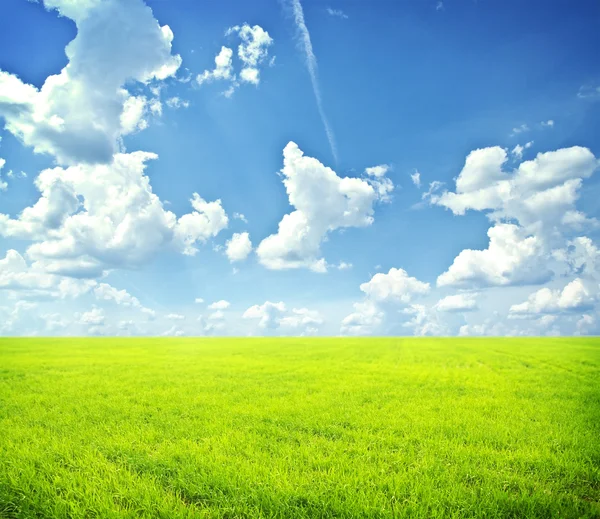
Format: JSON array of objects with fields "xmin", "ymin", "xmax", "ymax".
[{"xmin": 0, "ymin": 337, "xmax": 598, "ymax": 518}]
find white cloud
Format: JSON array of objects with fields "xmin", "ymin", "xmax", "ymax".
[
  {"xmin": 290, "ymin": 0, "xmax": 337, "ymax": 162},
  {"xmin": 161, "ymin": 325, "xmax": 184, "ymax": 337},
  {"xmin": 541, "ymin": 120, "xmax": 554, "ymax": 128},
  {"xmin": 342, "ymin": 268, "xmax": 430, "ymax": 335},
  {"xmin": 243, "ymin": 301, "xmax": 286, "ymax": 329},
  {"xmin": 411, "ymin": 170, "xmax": 421, "ymax": 188},
  {"xmin": 196, "ymin": 46, "xmax": 234, "ymax": 85},
  {"xmin": 336, "ymin": 261, "xmax": 352, "ymax": 270},
  {"xmin": 243, "ymin": 300, "xmax": 323, "ymax": 333},
  {"xmin": 194, "ymin": 298, "xmax": 204, "ymax": 304},
  {"xmin": 226, "ymin": 232, "xmax": 252, "ymax": 262},
  {"xmin": 0, "ymin": 0, "xmax": 181, "ymax": 166},
  {"xmin": 511, "ymin": 124, "xmax": 530, "ymax": 136},
  {"xmin": 120, "ymin": 95, "xmax": 148, "ymax": 135},
  {"xmin": 94, "ymin": 283, "xmax": 141, "ymax": 307},
  {"xmin": 340, "ymin": 300, "xmax": 384, "ymax": 336},
  {"xmin": 78, "ymin": 306, "xmax": 105, "ymax": 326},
  {"xmin": 0, "ymin": 157, "xmax": 7, "ymax": 191},
  {"xmin": 401, "ymin": 304, "xmax": 447, "ymax": 336},
  {"xmin": 359, "ymin": 268, "xmax": 430, "ymax": 303},
  {"xmin": 166, "ymin": 313, "xmax": 185, "ymax": 320},
  {"xmin": 326, "ymin": 7, "xmax": 348, "ymax": 19},
  {"xmin": 509, "ymin": 278, "xmax": 598, "ymax": 316},
  {"xmin": 436, "ymin": 2, "xmax": 444, "ymax": 11},
  {"xmin": 437, "ymin": 224, "xmax": 550, "ymax": 288},
  {"xmin": 233, "ymin": 212, "xmax": 248, "ymax": 223},
  {"xmin": 432, "ymin": 146, "xmax": 599, "ymax": 288},
  {"xmin": 197, "ymin": 24, "xmax": 273, "ymax": 96},
  {"xmin": 435, "ymin": 293, "xmax": 478, "ymax": 312},
  {"xmin": 0, "ymin": 249, "xmax": 95, "ymax": 299},
  {"xmin": 256, "ymin": 142, "xmax": 392, "ymax": 271},
  {"xmin": 209, "ymin": 300, "xmax": 230, "ymax": 310},
  {"xmin": 511, "ymin": 141, "xmax": 533, "ymax": 160},
  {"xmin": 577, "ymin": 83, "xmax": 600, "ymax": 99},
  {"xmin": 0, "ymin": 153, "xmax": 229, "ymax": 277},
  {"xmin": 226, "ymin": 24, "xmax": 273, "ymax": 85},
  {"xmin": 166, "ymin": 97, "xmax": 190, "ymax": 109}
]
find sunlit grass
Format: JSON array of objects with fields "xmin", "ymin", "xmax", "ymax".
[{"xmin": 1, "ymin": 337, "xmax": 599, "ymax": 518}]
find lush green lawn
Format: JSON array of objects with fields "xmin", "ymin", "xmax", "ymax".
[{"xmin": 0, "ymin": 338, "xmax": 599, "ymax": 518}]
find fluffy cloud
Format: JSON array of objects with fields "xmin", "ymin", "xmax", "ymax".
[
  {"xmin": 341, "ymin": 268, "xmax": 430, "ymax": 335},
  {"xmin": 0, "ymin": 153, "xmax": 229, "ymax": 277},
  {"xmin": 243, "ymin": 301, "xmax": 322, "ymax": 334},
  {"xmin": 511, "ymin": 141, "xmax": 533, "ymax": 160},
  {"xmin": 433, "ymin": 146, "xmax": 599, "ymax": 288},
  {"xmin": 226, "ymin": 232, "xmax": 252, "ymax": 262},
  {"xmin": 226, "ymin": 24, "xmax": 273, "ymax": 85},
  {"xmin": 196, "ymin": 46, "xmax": 234, "ymax": 86},
  {"xmin": 0, "ymin": 172, "xmax": 6, "ymax": 192},
  {"xmin": 208, "ymin": 300, "xmax": 230, "ymax": 310},
  {"xmin": 0, "ymin": 0, "xmax": 181, "ymax": 166},
  {"xmin": 411, "ymin": 170, "xmax": 421, "ymax": 188},
  {"xmin": 340, "ymin": 300, "xmax": 384, "ymax": 336},
  {"xmin": 197, "ymin": 24, "xmax": 273, "ymax": 96},
  {"xmin": 166, "ymin": 97, "xmax": 190, "ymax": 109},
  {"xmin": 0, "ymin": 0, "xmax": 229, "ymax": 280},
  {"xmin": 435, "ymin": 293, "xmax": 478, "ymax": 312},
  {"xmin": 401, "ymin": 304, "xmax": 448, "ymax": 336},
  {"xmin": 78, "ymin": 306, "xmax": 105, "ymax": 326},
  {"xmin": 509, "ymin": 278, "xmax": 598, "ymax": 316},
  {"xmin": 257, "ymin": 142, "xmax": 393, "ymax": 271},
  {"xmin": 0, "ymin": 249, "xmax": 95, "ymax": 298},
  {"xmin": 360, "ymin": 268, "xmax": 430, "ymax": 303},
  {"xmin": 437, "ymin": 224, "xmax": 550, "ymax": 288}
]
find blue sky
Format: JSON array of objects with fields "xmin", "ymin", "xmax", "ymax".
[{"xmin": 0, "ymin": 0, "xmax": 599, "ymax": 336}]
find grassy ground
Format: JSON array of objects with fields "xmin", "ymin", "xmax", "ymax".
[{"xmin": 0, "ymin": 337, "xmax": 599, "ymax": 518}]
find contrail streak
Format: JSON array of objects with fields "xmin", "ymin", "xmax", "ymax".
[{"xmin": 290, "ymin": 0, "xmax": 339, "ymax": 164}]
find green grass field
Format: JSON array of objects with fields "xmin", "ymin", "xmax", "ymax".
[{"xmin": 0, "ymin": 338, "xmax": 599, "ymax": 518}]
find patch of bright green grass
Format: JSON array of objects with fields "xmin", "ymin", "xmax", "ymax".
[{"xmin": 0, "ymin": 337, "xmax": 599, "ymax": 518}]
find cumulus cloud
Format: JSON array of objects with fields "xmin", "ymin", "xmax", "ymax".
[
  {"xmin": 256, "ymin": 142, "xmax": 393, "ymax": 271},
  {"xmin": 243, "ymin": 300, "xmax": 323, "ymax": 334},
  {"xmin": 166, "ymin": 97, "xmax": 190, "ymax": 109},
  {"xmin": 401, "ymin": 304, "xmax": 447, "ymax": 336},
  {"xmin": 0, "ymin": 157, "xmax": 7, "ymax": 191},
  {"xmin": 341, "ymin": 268, "xmax": 430, "ymax": 335},
  {"xmin": 196, "ymin": 46, "xmax": 234, "ymax": 85},
  {"xmin": 0, "ymin": 0, "xmax": 181, "ymax": 166},
  {"xmin": 411, "ymin": 170, "xmax": 421, "ymax": 188},
  {"xmin": 432, "ymin": 146, "xmax": 599, "ymax": 288},
  {"xmin": 340, "ymin": 300, "xmax": 384, "ymax": 336},
  {"xmin": 509, "ymin": 278, "xmax": 598, "ymax": 316},
  {"xmin": 360, "ymin": 268, "xmax": 430, "ymax": 303},
  {"xmin": 435, "ymin": 293, "xmax": 478, "ymax": 312},
  {"xmin": 0, "ymin": 153, "xmax": 229, "ymax": 277},
  {"xmin": 511, "ymin": 141, "xmax": 533, "ymax": 160},
  {"xmin": 0, "ymin": 0, "xmax": 228, "ymax": 280},
  {"xmin": 437, "ymin": 224, "xmax": 551, "ymax": 288},
  {"xmin": 226, "ymin": 232, "xmax": 252, "ymax": 262},
  {"xmin": 208, "ymin": 300, "xmax": 230, "ymax": 310},
  {"xmin": 197, "ymin": 24, "xmax": 273, "ymax": 96},
  {"xmin": 226, "ymin": 24, "xmax": 273, "ymax": 85},
  {"xmin": 0, "ymin": 249, "xmax": 95, "ymax": 299}
]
